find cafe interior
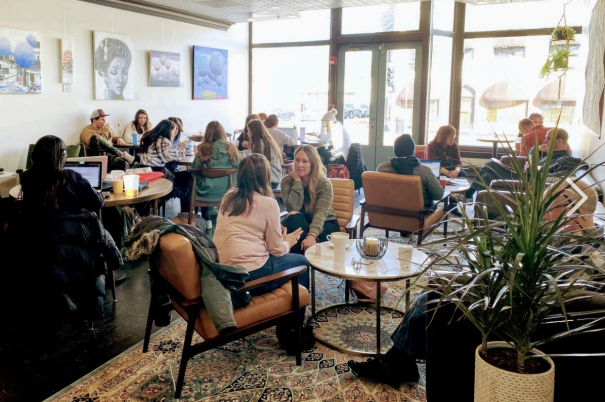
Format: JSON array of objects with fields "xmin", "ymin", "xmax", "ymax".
[{"xmin": 1, "ymin": 0, "xmax": 605, "ymax": 400}]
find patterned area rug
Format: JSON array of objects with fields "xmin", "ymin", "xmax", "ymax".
[{"xmin": 49, "ymin": 272, "xmax": 428, "ymax": 402}]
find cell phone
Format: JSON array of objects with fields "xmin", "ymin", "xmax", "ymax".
[{"xmin": 102, "ymin": 191, "xmax": 111, "ymax": 198}]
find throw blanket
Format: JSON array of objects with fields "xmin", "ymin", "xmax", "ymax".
[{"xmin": 123, "ymin": 216, "xmax": 251, "ymax": 333}]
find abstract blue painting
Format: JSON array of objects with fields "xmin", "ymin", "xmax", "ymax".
[
  {"xmin": 192, "ymin": 45, "xmax": 228, "ymax": 100},
  {"xmin": 0, "ymin": 27, "xmax": 41, "ymax": 94}
]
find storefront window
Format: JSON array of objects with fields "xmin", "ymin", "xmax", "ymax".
[
  {"xmin": 252, "ymin": 10, "xmax": 330, "ymax": 44},
  {"xmin": 342, "ymin": 3, "xmax": 420, "ymax": 34}
]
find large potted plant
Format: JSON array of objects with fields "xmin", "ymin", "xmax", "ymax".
[{"xmin": 407, "ymin": 129, "xmax": 605, "ymax": 401}]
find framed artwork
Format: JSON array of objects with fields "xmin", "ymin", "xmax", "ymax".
[
  {"xmin": 93, "ymin": 31, "xmax": 134, "ymax": 100},
  {"xmin": 60, "ymin": 39, "xmax": 73, "ymax": 84},
  {"xmin": 149, "ymin": 50, "xmax": 180, "ymax": 87},
  {"xmin": 583, "ymin": 0, "xmax": 605, "ymax": 138},
  {"xmin": 0, "ymin": 27, "xmax": 41, "ymax": 94},
  {"xmin": 192, "ymin": 45, "xmax": 228, "ymax": 100}
]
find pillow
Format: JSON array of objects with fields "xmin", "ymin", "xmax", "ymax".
[{"xmin": 66, "ymin": 144, "xmax": 82, "ymax": 158}]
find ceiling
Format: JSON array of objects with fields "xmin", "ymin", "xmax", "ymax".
[{"xmin": 77, "ymin": 0, "xmax": 549, "ymax": 30}]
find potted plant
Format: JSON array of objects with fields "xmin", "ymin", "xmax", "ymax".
[
  {"xmin": 406, "ymin": 129, "xmax": 605, "ymax": 401},
  {"xmin": 551, "ymin": 26, "xmax": 576, "ymax": 42},
  {"xmin": 539, "ymin": 45, "xmax": 574, "ymax": 78}
]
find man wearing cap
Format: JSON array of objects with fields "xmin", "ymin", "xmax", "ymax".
[
  {"xmin": 80, "ymin": 109, "xmax": 134, "ymax": 170},
  {"xmin": 377, "ymin": 134, "xmax": 444, "ymax": 209}
]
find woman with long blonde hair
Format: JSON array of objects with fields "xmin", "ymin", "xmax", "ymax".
[
  {"xmin": 187, "ymin": 121, "xmax": 240, "ymax": 228},
  {"xmin": 241, "ymin": 119, "xmax": 284, "ymax": 188},
  {"xmin": 281, "ymin": 145, "xmax": 340, "ymax": 254}
]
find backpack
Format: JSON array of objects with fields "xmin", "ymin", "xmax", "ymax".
[{"xmin": 327, "ymin": 164, "xmax": 350, "ymax": 179}]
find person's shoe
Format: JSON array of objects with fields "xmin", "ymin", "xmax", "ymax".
[
  {"xmin": 348, "ymin": 356, "xmax": 419, "ymax": 385},
  {"xmin": 277, "ymin": 324, "xmax": 315, "ymax": 355},
  {"xmin": 449, "ymin": 206, "xmax": 462, "ymax": 217},
  {"xmin": 465, "ymin": 187, "xmax": 476, "ymax": 199},
  {"xmin": 121, "ymin": 151, "xmax": 135, "ymax": 164}
]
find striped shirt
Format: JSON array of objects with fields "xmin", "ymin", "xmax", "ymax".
[{"xmin": 140, "ymin": 137, "xmax": 186, "ymax": 167}]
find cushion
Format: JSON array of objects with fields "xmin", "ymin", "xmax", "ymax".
[{"xmin": 66, "ymin": 144, "xmax": 82, "ymax": 158}]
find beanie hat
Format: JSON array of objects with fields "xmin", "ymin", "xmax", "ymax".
[
  {"xmin": 321, "ymin": 108, "xmax": 338, "ymax": 123},
  {"xmin": 394, "ymin": 134, "xmax": 415, "ymax": 157}
]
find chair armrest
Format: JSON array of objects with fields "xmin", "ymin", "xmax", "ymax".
[
  {"xmin": 346, "ymin": 215, "xmax": 359, "ymax": 230},
  {"xmin": 235, "ymin": 266, "xmax": 307, "ymax": 294},
  {"xmin": 360, "ymin": 198, "xmax": 366, "ymax": 206}
]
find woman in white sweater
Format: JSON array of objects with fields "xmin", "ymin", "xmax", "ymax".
[
  {"xmin": 264, "ymin": 114, "xmax": 296, "ymax": 150},
  {"xmin": 122, "ymin": 109, "xmax": 153, "ymax": 144}
]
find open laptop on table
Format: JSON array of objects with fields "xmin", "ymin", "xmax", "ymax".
[
  {"xmin": 64, "ymin": 161, "xmax": 148, "ymax": 192},
  {"xmin": 420, "ymin": 160, "xmax": 441, "ymax": 178}
]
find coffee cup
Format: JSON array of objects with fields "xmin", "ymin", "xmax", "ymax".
[
  {"xmin": 330, "ymin": 232, "xmax": 349, "ymax": 263},
  {"xmin": 439, "ymin": 175, "xmax": 447, "ymax": 189},
  {"xmin": 123, "ymin": 174, "xmax": 139, "ymax": 197},
  {"xmin": 112, "ymin": 179, "xmax": 124, "ymax": 194},
  {"xmin": 398, "ymin": 245, "xmax": 414, "ymax": 268}
]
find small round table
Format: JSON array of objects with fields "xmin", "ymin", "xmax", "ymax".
[
  {"xmin": 305, "ymin": 241, "xmax": 429, "ymax": 355},
  {"xmin": 477, "ymin": 137, "xmax": 516, "ymax": 158},
  {"xmin": 9, "ymin": 178, "xmax": 173, "ymax": 214}
]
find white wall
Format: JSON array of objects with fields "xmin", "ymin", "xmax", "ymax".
[
  {"xmin": 0, "ymin": 0, "xmax": 248, "ymax": 172},
  {"xmin": 579, "ymin": 107, "xmax": 605, "ymax": 194}
]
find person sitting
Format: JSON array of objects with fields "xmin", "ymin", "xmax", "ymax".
[
  {"xmin": 466, "ymin": 128, "xmax": 581, "ymax": 198},
  {"xmin": 15, "ymin": 135, "xmax": 122, "ymax": 318},
  {"xmin": 317, "ymin": 108, "xmax": 352, "ymax": 165},
  {"xmin": 281, "ymin": 145, "xmax": 340, "ymax": 254},
  {"xmin": 424, "ymin": 125, "xmax": 467, "ymax": 178},
  {"xmin": 544, "ymin": 179, "xmax": 598, "ymax": 234},
  {"xmin": 519, "ymin": 117, "xmax": 571, "ymax": 157},
  {"xmin": 378, "ymin": 134, "xmax": 444, "ymax": 209},
  {"xmin": 212, "ymin": 153, "xmax": 312, "ymax": 352},
  {"xmin": 122, "ymin": 109, "xmax": 152, "ymax": 144},
  {"xmin": 80, "ymin": 109, "xmax": 135, "ymax": 170},
  {"xmin": 236, "ymin": 113, "xmax": 260, "ymax": 151},
  {"xmin": 139, "ymin": 119, "xmax": 191, "ymax": 215},
  {"xmin": 240, "ymin": 119, "xmax": 284, "ymax": 189},
  {"xmin": 168, "ymin": 117, "xmax": 184, "ymax": 148},
  {"xmin": 529, "ymin": 112, "xmax": 544, "ymax": 126},
  {"xmin": 258, "ymin": 112, "xmax": 267, "ymax": 122},
  {"xmin": 264, "ymin": 114, "xmax": 296, "ymax": 151},
  {"xmin": 185, "ymin": 121, "xmax": 240, "ymax": 229}
]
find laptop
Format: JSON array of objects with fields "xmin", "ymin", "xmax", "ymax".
[
  {"xmin": 66, "ymin": 156, "xmax": 108, "ymax": 181},
  {"xmin": 64, "ymin": 161, "xmax": 112, "ymax": 191},
  {"xmin": 420, "ymin": 160, "xmax": 441, "ymax": 178}
]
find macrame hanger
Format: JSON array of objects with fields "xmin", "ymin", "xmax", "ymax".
[{"xmin": 63, "ymin": 0, "xmax": 67, "ymax": 39}]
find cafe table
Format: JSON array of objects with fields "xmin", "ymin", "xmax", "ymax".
[
  {"xmin": 304, "ymin": 240, "xmax": 429, "ymax": 355},
  {"xmin": 477, "ymin": 137, "xmax": 517, "ymax": 158}
]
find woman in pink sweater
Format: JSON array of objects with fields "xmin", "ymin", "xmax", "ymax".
[{"xmin": 214, "ymin": 154, "xmax": 313, "ymax": 352}]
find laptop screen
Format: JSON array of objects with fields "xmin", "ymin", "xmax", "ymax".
[
  {"xmin": 64, "ymin": 161, "xmax": 102, "ymax": 189},
  {"xmin": 420, "ymin": 160, "xmax": 441, "ymax": 177}
]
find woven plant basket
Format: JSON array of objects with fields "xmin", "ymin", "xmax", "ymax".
[{"xmin": 474, "ymin": 341, "xmax": 555, "ymax": 402}]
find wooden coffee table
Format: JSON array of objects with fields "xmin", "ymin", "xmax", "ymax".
[{"xmin": 304, "ymin": 240, "xmax": 429, "ymax": 355}]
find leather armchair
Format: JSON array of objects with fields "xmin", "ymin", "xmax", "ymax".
[
  {"xmin": 359, "ymin": 171, "xmax": 445, "ymax": 245},
  {"xmin": 143, "ymin": 232, "xmax": 310, "ymax": 398},
  {"xmin": 330, "ymin": 178, "xmax": 359, "ymax": 238}
]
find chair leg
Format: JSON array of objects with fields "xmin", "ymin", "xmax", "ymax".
[
  {"xmin": 345, "ymin": 280, "xmax": 351, "ymax": 304},
  {"xmin": 292, "ymin": 276, "xmax": 302, "ymax": 366},
  {"xmin": 417, "ymin": 230, "xmax": 423, "ymax": 246},
  {"xmin": 359, "ymin": 206, "xmax": 367, "ymax": 237},
  {"xmin": 386, "ymin": 230, "xmax": 390, "ymax": 238},
  {"xmin": 143, "ymin": 295, "xmax": 156, "ymax": 353},
  {"xmin": 175, "ymin": 312, "xmax": 197, "ymax": 398}
]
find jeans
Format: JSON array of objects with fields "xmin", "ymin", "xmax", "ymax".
[
  {"xmin": 391, "ymin": 293, "xmax": 428, "ymax": 359},
  {"xmin": 247, "ymin": 253, "xmax": 309, "ymax": 297},
  {"xmin": 89, "ymin": 135, "xmax": 127, "ymax": 171},
  {"xmin": 283, "ymin": 213, "xmax": 341, "ymax": 254}
]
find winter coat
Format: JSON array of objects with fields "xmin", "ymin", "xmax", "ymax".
[{"xmin": 346, "ymin": 143, "xmax": 367, "ymax": 190}]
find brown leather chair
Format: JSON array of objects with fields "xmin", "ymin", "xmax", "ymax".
[
  {"xmin": 143, "ymin": 232, "xmax": 310, "ymax": 398},
  {"xmin": 330, "ymin": 178, "xmax": 359, "ymax": 238},
  {"xmin": 187, "ymin": 168, "xmax": 238, "ymax": 225},
  {"xmin": 359, "ymin": 171, "xmax": 445, "ymax": 245}
]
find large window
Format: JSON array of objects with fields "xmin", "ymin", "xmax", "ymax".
[
  {"xmin": 458, "ymin": 35, "xmax": 584, "ymax": 146},
  {"xmin": 341, "ymin": 3, "xmax": 420, "ymax": 34},
  {"xmin": 252, "ymin": 46, "xmax": 329, "ymax": 131},
  {"xmin": 252, "ymin": 10, "xmax": 331, "ymax": 44},
  {"xmin": 428, "ymin": 36, "xmax": 453, "ymax": 138}
]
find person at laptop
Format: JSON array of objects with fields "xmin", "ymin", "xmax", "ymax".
[
  {"xmin": 80, "ymin": 109, "xmax": 135, "ymax": 170},
  {"xmin": 425, "ymin": 125, "xmax": 467, "ymax": 178},
  {"xmin": 377, "ymin": 134, "xmax": 444, "ymax": 209},
  {"xmin": 20, "ymin": 136, "xmax": 104, "ymax": 213}
]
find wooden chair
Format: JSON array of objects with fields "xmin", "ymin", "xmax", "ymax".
[
  {"xmin": 359, "ymin": 171, "xmax": 445, "ymax": 245},
  {"xmin": 329, "ymin": 178, "xmax": 359, "ymax": 238},
  {"xmin": 187, "ymin": 168, "xmax": 238, "ymax": 225},
  {"xmin": 143, "ymin": 233, "xmax": 310, "ymax": 398}
]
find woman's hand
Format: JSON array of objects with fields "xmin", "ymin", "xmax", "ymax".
[
  {"xmin": 282, "ymin": 227, "xmax": 303, "ymax": 247},
  {"xmin": 289, "ymin": 170, "xmax": 301, "ymax": 181},
  {"xmin": 242, "ymin": 141, "xmax": 250, "ymax": 149},
  {"xmin": 301, "ymin": 235, "xmax": 316, "ymax": 251},
  {"xmin": 116, "ymin": 138, "xmax": 126, "ymax": 145},
  {"xmin": 179, "ymin": 140, "xmax": 188, "ymax": 148}
]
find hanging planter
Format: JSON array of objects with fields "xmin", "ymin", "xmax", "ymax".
[
  {"xmin": 551, "ymin": 26, "xmax": 575, "ymax": 42},
  {"xmin": 475, "ymin": 341, "xmax": 555, "ymax": 402}
]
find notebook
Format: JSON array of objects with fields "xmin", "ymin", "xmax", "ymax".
[
  {"xmin": 64, "ymin": 161, "xmax": 112, "ymax": 191},
  {"xmin": 420, "ymin": 160, "xmax": 441, "ymax": 178}
]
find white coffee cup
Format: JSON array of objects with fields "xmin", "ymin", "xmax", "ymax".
[
  {"xmin": 398, "ymin": 245, "xmax": 414, "ymax": 267},
  {"xmin": 330, "ymin": 232, "xmax": 349, "ymax": 263}
]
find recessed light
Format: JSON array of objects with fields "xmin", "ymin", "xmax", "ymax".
[{"xmin": 271, "ymin": 6, "xmax": 280, "ymax": 10}]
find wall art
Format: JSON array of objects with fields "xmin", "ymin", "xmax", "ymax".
[
  {"xmin": 60, "ymin": 38, "xmax": 73, "ymax": 84},
  {"xmin": 0, "ymin": 27, "xmax": 41, "ymax": 94},
  {"xmin": 150, "ymin": 50, "xmax": 180, "ymax": 87},
  {"xmin": 93, "ymin": 31, "xmax": 134, "ymax": 100},
  {"xmin": 192, "ymin": 45, "xmax": 228, "ymax": 100}
]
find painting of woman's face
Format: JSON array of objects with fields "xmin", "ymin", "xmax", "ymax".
[{"xmin": 104, "ymin": 56, "xmax": 129, "ymax": 99}]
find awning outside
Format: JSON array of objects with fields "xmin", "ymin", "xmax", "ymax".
[
  {"xmin": 479, "ymin": 79, "xmax": 529, "ymax": 109},
  {"xmin": 532, "ymin": 79, "xmax": 577, "ymax": 107},
  {"xmin": 395, "ymin": 81, "xmax": 414, "ymax": 108}
]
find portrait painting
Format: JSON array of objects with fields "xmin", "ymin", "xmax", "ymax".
[
  {"xmin": 93, "ymin": 31, "xmax": 134, "ymax": 100},
  {"xmin": 150, "ymin": 50, "xmax": 180, "ymax": 87},
  {"xmin": 0, "ymin": 27, "xmax": 41, "ymax": 94},
  {"xmin": 60, "ymin": 39, "xmax": 73, "ymax": 84},
  {"xmin": 192, "ymin": 45, "xmax": 228, "ymax": 100}
]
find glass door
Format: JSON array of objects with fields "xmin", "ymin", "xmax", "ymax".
[{"xmin": 337, "ymin": 43, "xmax": 422, "ymax": 169}]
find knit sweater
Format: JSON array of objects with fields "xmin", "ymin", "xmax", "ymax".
[
  {"xmin": 280, "ymin": 175, "xmax": 338, "ymax": 236},
  {"xmin": 266, "ymin": 127, "xmax": 296, "ymax": 149},
  {"xmin": 213, "ymin": 191, "xmax": 290, "ymax": 271},
  {"xmin": 240, "ymin": 143, "xmax": 282, "ymax": 185},
  {"xmin": 140, "ymin": 137, "xmax": 187, "ymax": 167},
  {"xmin": 80, "ymin": 123, "xmax": 119, "ymax": 146},
  {"xmin": 425, "ymin": 140, "xmax": 462, "ymax": 168},
  {"xmin": 122, "ymin": 121, "xmax": 152, "ymax": 144}
]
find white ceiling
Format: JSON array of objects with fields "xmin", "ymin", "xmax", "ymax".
[{"xmin": 79, "ymin": 0, "xmax": 550, "ymax": 29}]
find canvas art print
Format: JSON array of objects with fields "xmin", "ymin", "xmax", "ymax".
[
  {"xmin": 93, "ymin": 31, "xmax": 134, "ymax": 100},
  {"xmin": 150, "ymin": 50, "xmax": 180, "ymax": 87},
  {"xmin": 0, "ymin": 27, "xmax": 41, "ymax": 94},
  {"xmin": 61, "ymin": 39, "xmax": 73, "ymax": 84},
  {"xmin": 193, "ymin": 45, "xmax": 228, "ymax": 100}
]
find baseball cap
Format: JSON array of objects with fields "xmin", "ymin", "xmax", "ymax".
[{"xmin": 90, "ymin": 109, "xmax": 110, "ymax": 119}]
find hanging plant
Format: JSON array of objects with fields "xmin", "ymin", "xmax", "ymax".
[
  {"xmin": 551, "ymin": 26, "xmax": 576, "ymax": 41},
  {"xmin": 540, "ymin": 45, "xmax": 575, "ymax": 78}
]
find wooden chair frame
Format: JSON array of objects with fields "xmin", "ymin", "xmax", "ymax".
[
  {"xmin": 359, "ymin": 198, "xmax": 447, "ymax": 245},
  {"xmin": 188, "ymin": 168, "xmax": 238, "ymax": 225},
  {"xmin": 143, "ymin": 266, "xmax": 306, "ymax": 398}
]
